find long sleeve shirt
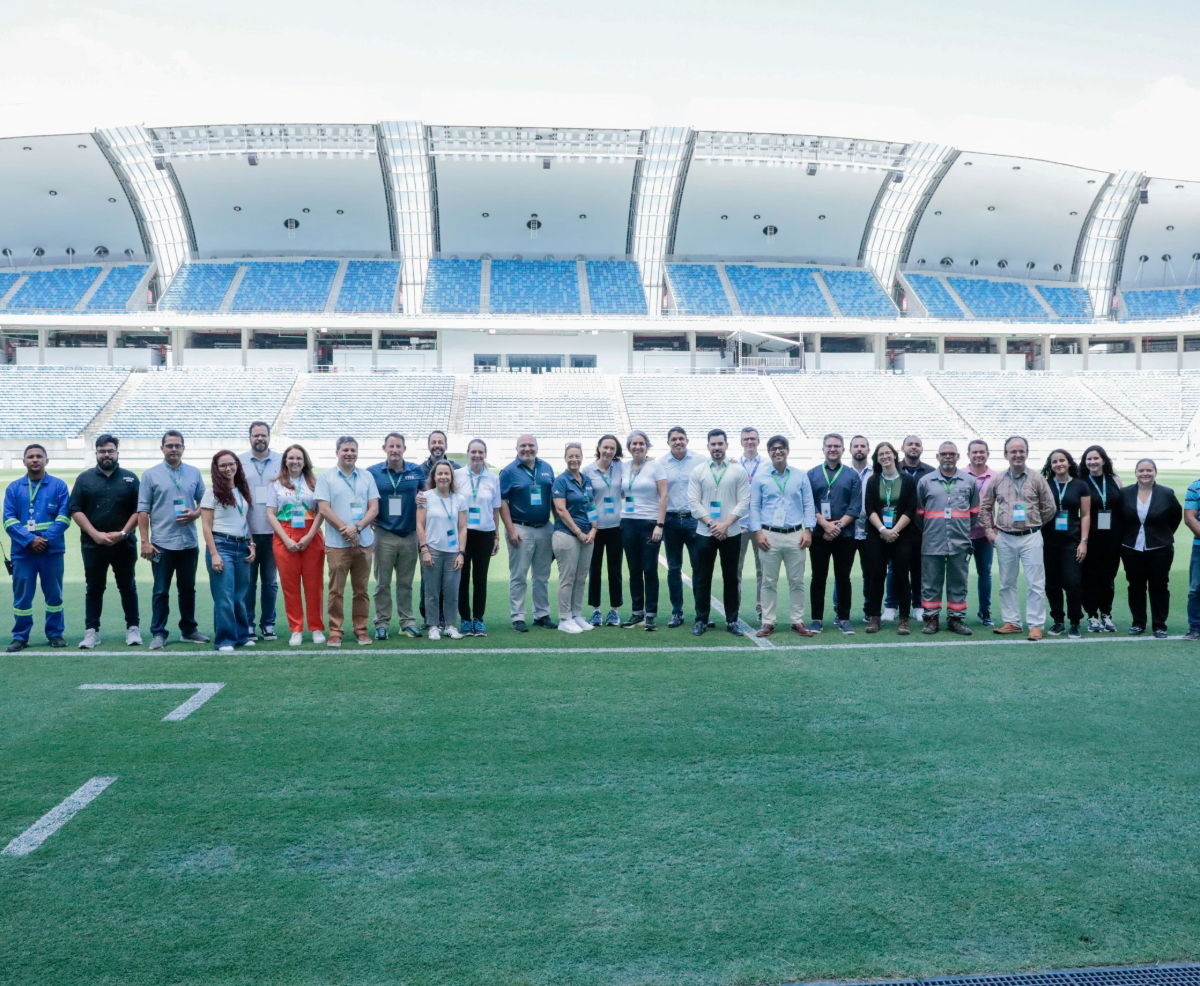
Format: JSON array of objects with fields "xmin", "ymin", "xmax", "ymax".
[
  {"xmin": 748, "ymin": 466, "xmax": 816, "ymax": 532},
  {"xmin": 688, "ymin": 458, "xmax": 751, "ymax": 538},
  {"xmin": 979, "ymin": 469, "xmax": 1056, "ymax": 536},
  {"xmin": 4, "ymin": 473, "xmax": 71, "ymax": 557},
  {"xmin": 916, "ymin": 469, "xmax": 980, "ymax": 555}
]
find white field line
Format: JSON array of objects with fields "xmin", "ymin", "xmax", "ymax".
[
  {"xmin": 77, "ymin": 683, "xmax": 225, "ymax": 721},
  {"xmin": 1, "ymin": 776, "xmax": 117, "ymax": 858},
  {"xmin": 656, "ymin": 553, "xmax": 772, "ymax": 648}
]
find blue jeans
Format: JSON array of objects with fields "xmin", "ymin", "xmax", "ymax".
[
  {"xmin": 244, "ymin": 532, "xmax": 278, "ymax": 631},
  {"xmin": 972, "ymin": 536, "xmax": 994, "ymax": 617},
  {"xmin": 1188, "ymin": 543, "xmax": 1200, "ymax": 631},
  {"xmin": 207, "ymin": 535, "xmax": 253, "ymax": 650},
  {"xmin": 150, "ymin": 546, "xmax": 198, "ymax": 639},
  {"xmin": 11, "ymin": 552, "xmax": 64, "ymax": 643},
  {"xmin": 663, "ymin": 513, "xmax": 699, "ymax": 616}
]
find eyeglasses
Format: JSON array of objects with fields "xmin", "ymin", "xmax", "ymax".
[{"xmin": 163, "ymin": 444, "xmax": 183, "ymax": 450}]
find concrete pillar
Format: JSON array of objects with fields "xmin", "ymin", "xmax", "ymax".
[
  {"xmin": 627, "ymin": 330, "xmax": 634, "ymax": 374},
  {"xmin": 1179, "ymin": 333, "xmax": 1185, "ymax": 371},
  {"xmin": 106, "ymin": 327, "xmax": 117, "ymax": 367},
  {"xmin": 875, "ymin": 332, "xmax": 887, "ymax": 371},
  {"xmin": 371, "ymin": 327, "xmax": 381, "ymax": 370},
  {"xmin": 37, "ymin": 327, "xmax": 47, "ymax": 365},
  {"xmin": 241, "ymin": 325, "xmax": 250, "ymax": 368},
  {"xmin": 306, "ymin": 328, "xmax": 316, "ymax": 372},
  {"xmin": 1042, "ymin": 334, "xmax": 1053, "ymax": 373},
  {"xmin": 813, "ymin": 332, "xmax": 822, "ymax": 371},
  {"xmin": 436, "ymin": 329, "xmax": 443, "ymax": 372},
  {"xmin": 1134, "ymin": 334, "xmax": 1143, "ymax": 371},
  {"xmin": 998, "ymin": 335, "xmax": 1007, "ymax": 372},
  {"xmin": 937, "ymin": 334, "xmax": 945, "ymax": 372},
  {"xmin": 687, "ymin": 330, "xmax": 696, "ymax": 372}
]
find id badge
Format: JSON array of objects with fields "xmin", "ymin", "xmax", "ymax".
[
  {"xmin": 290, "ymin": 507, "xmax": 306, "ymax": 529},
  {"xmin": 173, "ymin": 496, "xmax": 187, "ymax": 517},
  {"xmin": 603, "ymin": 496, "xmax": 616, "ymax": 515},
  {"xmin": 1097, "ymin": 510, "xmax": 1112, "ymax": 531},
  {"xmin": 350, "ymin": 500, "xmax": 365, "ymax": 522},
  {"xmin": 530, "ymin": 488, "xmax": 543, "ymax": 506},
  {"xmin": 254, "ymin": 486, "xmax": 269, "ymax": 506},
  {"xmin": 388, "ymin": 496, "xmax": 404, "ymax": 518},
  {"xmin": 944, "ymin": 507, "xmax": 953, "ymax": 521},
  {"xmin": 820, "ymin": 500, "xmax": 832, "ymax": 520},
  {"xmin": 623, "ymin": 495, "xmax": 635, "ymax": 515},
  {"xmin": 26, "ymin": 518, "xmax": 36, "ymax": 532},
  {"xmin": 772, "ymin": 503, "xmax": 787, "ymax": 527},
  {"xmin": 586, "ymin": 505, "xmax": 598, "ymax": 523},
  {"xmin": 1013, "ymin": 503, "xmax": 1027, "ymax": 523},
  {"xmin": 468, "ymin": 505, "xmax": 482, "ymax": 525},
  {"xmin": 1055, "ymin": 510, "xmax": 1068, "ymax": 531},
  {"xmin": 710, "ymin": 500, "xmax": 722, "ymax": 520},
  {"xmin": 447, "ymin": 528, "xmax": 458, "ymax": 549},
  {"xmin": 882, "ymin": 508, "xmax": 895, "ymax": 529}
]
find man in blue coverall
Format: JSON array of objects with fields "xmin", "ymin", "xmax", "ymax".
[{"xmin": 4, "ymin": 444, "xmax": 71, "ymax": 652}]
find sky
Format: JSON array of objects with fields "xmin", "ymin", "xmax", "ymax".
[{"xmin": 2, "ymin": 0, "xmax": 1200, "ymax": 178}]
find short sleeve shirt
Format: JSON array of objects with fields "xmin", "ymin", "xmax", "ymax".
[
  {"xmin": 137, "ymin": 461, "xmax": 206, "ymax": 550},
  {"xmin": 499, "ymin": 458, "xmax": 555, "ymax": 526},
  {"xmin": 1044, "ymin": 477, "xmax": 1090, "ymax": 542},
  {"xmin": 314, "ymin": 467, "xmax": 377, "ymax": 549},
  {"xmin": 620, "ymin": 458, "xmax": 667, "ymax": 521},
  {"xmin": 551, "ymin": 471, "xmax": 596, "ymax": 534},
  {"xmin": 582, "ymin": 460, "xmax": 623, "ymax": 530},
  {"xmin": 200, "ymin": 489, "xmax": 250, "ymax": 538},
  {"xmin": 239, "ymin": 451, "xmax": 281, "ymax": 535},
  {"xmin": 1184, "ymin": 479, "xmax": 1200, "ymax": 545},
  {"xmin": 454, "ymin": 467, "xmax": 502, "ymax": 532},
  {"xmin": 423, "ymin": 491, "xmax": 466, "ymax": 553},
  {"xmin": 268, "ymin": 479, "xmax": 317, "ymax": 529}
]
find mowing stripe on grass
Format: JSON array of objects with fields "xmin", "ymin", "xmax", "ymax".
[
  {"xmin": 1, "ymin": 776, "xmax": 116, "ymax": 858},
  {"xmin": 656, "ymin": 553, "xmax": 770, "ymax": 647},
  {"xmin": 77, "ymin": 683, "xmax": 225, "ymax": 721}
]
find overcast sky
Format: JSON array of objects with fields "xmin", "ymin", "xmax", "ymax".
[{"xmin": 3, "ymin": 0, "xmax": 1199, "ymax": 178}]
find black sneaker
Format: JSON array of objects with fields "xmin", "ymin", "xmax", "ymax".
[
  {"xmin": 181, "ymin": 631, "xmax": 211, "ymax": 644},
  {"xmin": 1154, "ymin": 629, "xmax": 1170, "ymax": 639},
  {"xmin": 512, "ymin": 620, "xmax": 528, "ymax": 633},
  {"xmin": 1186, "ymin": 628, "xmax": 1200, "ymax": 641},
  {"xmin": 48, "ymin": 637, "xmax": 66, "ymax": 648},
  {"xmin": 621, "ymin": 614, "xmax": 644, "ymax": 628},
  {"xmin": 706, "ymin": 621, "xmax": 716, "ymax": 629},
  {"xmin": 726, "ymin": 621, "xmax": 745, "ymax": 636},
  {"xmin": 1128, "ymin": 625, "xmax": 1144, "ymax": 636},
  {"xmin": 532, "ymin": 616, "xmax": 556, "ymax": 629},
  {"xmin": 644, "ymin": 616, "xmax": 657, "ymax": 631},
  {"xmin": 692, "ymin": 620, "xmax": 707, "ymax": 636},
  {"xmin": 261, "ymin": 626, "xmax": 278, "ymax": 641},
  {"xmin": 1068, "ymin": 624, "xmax": 1081, "ymax": 639},
  {"xmin": 6, "ymin": 640, "xmax": 26, "ymax": 653},
  {"xmin": 667, "ymin": 614, "xmax": 684, "ymax": 628},
  {"xmin": 1048, "ymin": 623, "xmax": 1066, "ymax": 636}
]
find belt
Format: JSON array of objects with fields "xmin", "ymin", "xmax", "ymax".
[
  {"xmin": 763, "ymin": 524, "xmax": 804, "ymax": 534},
  {"xmin": 669, "ymin": 510, "xmax": 693, "ymax": 518},
  {"xmin": 213, "ymin": 532, "xmax": 249, "ymax": 541},
  {"xmin": 999, "ymin": 528, "xmax": 1035, "ymax": 537},
  {"xmin": 516, "ymin": 520, "xmax": 547, "ymax": 529}
]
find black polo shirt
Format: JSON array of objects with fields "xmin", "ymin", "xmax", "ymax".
[{"xmin": 69, "ymin": 466, "xmax": 141, "ymax": 541}]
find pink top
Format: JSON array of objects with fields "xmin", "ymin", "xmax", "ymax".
[{"xmin": 968, "ymin": 467, "xmax": 996, "ymax": 539}]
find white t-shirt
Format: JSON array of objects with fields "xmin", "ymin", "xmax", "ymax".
[
  {"xmin": 268, "ymin": 478, "xmax": 317, "ymax": 530},
  {"xmin": 582, "ymin": 460, "xmax": 623, "ymax": 530},
  {"xmin": 620, "ymin": 458, "xmax": 667, "ymax": 521},
  {"xmin": 200, "ymin": 489, "xmax": 250, "ymax": 537},
  {"xmin": 453, "ymin": 467, "xmax": 501, "ymax": 532},
  {"xmin": 423, "ymin": 491, "xmax": 467, "ymax": 553}
]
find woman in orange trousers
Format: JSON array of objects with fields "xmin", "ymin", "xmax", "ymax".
[{"xmin": 266, "ymin": 444, "xmax": 326, "ymax": 646}]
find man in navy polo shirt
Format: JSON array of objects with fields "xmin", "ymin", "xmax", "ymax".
[
  {"xmin": 500, "ymin": 434, "xmax": 556, "ymax": 631},
  {"xmin": 806, "ymin": 432, "xmax": 862, "ymax": 634},
  {"xmin": 368, "ymin": 432, "xmax": 426, "ymax": 640}
]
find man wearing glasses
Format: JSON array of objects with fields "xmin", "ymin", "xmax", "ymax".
[{"xmin": 806, "ymin": 433, "xmax": 862, "ymax": 634}]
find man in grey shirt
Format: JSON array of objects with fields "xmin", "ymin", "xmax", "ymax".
[
  {"xmin": 239, "ymin": 421, "xmax": 281, "ymax": 640},
  {"xmin": 136, "ymin": 429, "xmax": 210, "ymax": 650}
]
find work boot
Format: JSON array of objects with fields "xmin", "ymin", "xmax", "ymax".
[{"xmin": 922, "ymin": 615, "xmax": 940, "ymax": 635}]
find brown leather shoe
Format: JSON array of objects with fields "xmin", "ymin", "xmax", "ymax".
[
  {"xmin": 1027, "ymin": 625, "xmax": 1043, "ymax": 641},
  {"xmin": 790, "ymin": 623, "xmax": 815, "ymax": 637},
  {"xmin": 897, "ymin": 617, "xmax": 911, "ymax": 635},
  {"xmin": 755, "ymin": 624, "xmax": 775, "ymax": 638},
  {"xmin": 993, "ymin": 622, "xmax": 1024, "ymax": 634},
  {"xmin": 865, "ymin": 616, "xmax": 881, "ymax": 634}
]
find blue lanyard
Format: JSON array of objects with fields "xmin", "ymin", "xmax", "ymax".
[
  {"xmin": 337, "ymin": 469, "xmax": 360, "ymax": 496},
  {"xmin": 1089, "ymin": 475, "xmax": 1107, "ymax": 509}
]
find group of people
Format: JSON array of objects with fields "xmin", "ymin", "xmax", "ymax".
[{"xmin": 4, "ymin": 422, "xmax": 1197, "ymax": 652}]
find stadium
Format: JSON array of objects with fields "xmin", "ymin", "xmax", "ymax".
[{"xmin": 5, "ymin": 113, "xmax": 1200, "ymax": 986}]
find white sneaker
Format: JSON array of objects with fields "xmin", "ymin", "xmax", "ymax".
[
  {"xmin": 428, "ymin": 627, "xmax": 441, "ymax": 640},
  {"xmin": 126, "ymin": 626, "xmax": 142, "ymax": 646},
  {"xmin": 445, "ymin": 625, "xmax": 462, "ymax": 639},
  {"xmin": 881, "ymin": 607, "xmax": 897, "ymax": 622},
  {"xmin": 78, "ymin": 628, "xmax": 100, "ymax": 649},
  {"xmin": 243, "ymin": 638, "xmax": 256, "ymax": 647},
  {"xmin": 312, "ymin": 631, "xmax": 326, "ymax": 644},
  {"xmin": 913, "ymin": 607, "xmax": 924, "ymax": 621},
  {"xmin": 574, "ymin": 616, "xmax": 595, "ymax": 631},
  {"xmin": 218, "ymin": 645, "xmax": 235, "ymax": 655},
  {"xmin": 289, "ymin": 632, "xmax": 303, "ymax": 646},
  {"xmin": 558, "ymin": 620, "xmax": 582, "ymax": 634}
]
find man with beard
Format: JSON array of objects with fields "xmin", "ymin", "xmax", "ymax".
[
  {"xmin": 240, "ymin": 421, "xmax": 281, "ymax": 640},
  {"xmin": 884, "ymin": 435, "xmax": 934, "ymax": 621}
]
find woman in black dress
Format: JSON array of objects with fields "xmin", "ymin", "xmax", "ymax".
[
  {"xmin": 1040, "ymin": 449, "xmax": 1091, "ymax": 638},
  {"xmin": 1078, "ymin": 444, "xmax": 1121, "ymax": 633}
]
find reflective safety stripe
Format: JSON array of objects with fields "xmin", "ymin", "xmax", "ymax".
[
  {"xmin": 13, "ymin": 607, "xmax": 33, "ymax": 616},
  {"xmin": 54, "ymin": 515, "xmax": 70, "ymax": 525},
  {"xmin": 3, "ymin": 518, "xmax": 17, "ymax": 529},
  {"xmin": 947, "ymin": 601, "xmax": 968, "ymax": 610},
  {"xmin": 33, "ymin": 522, "xmax": 53, "ymax": 530},
  {"xmin": 44, "ymin": 604, "xmax": 63, "ymax": 613}
]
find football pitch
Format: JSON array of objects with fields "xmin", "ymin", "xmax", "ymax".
[{"xmin": 3, "ymin": 468, "xmax": 1200, "ymax": 985}]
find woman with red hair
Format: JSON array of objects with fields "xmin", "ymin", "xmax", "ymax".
[{"xmin": 200, "ymin": 450, "xmax": 256, "ymax": 654}]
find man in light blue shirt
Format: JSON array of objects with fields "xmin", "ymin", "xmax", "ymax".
[
  {"xmin": 738, "ymin": 425, "xmax": 768, "ymax": 618},
  {"xmin": 240, "ymin": 421, "xmax": 282, "ymax": 641},
  {"xmin": 661, "ymin": 426, "xmax": 701, "ymax": 628},
  {"xmin": 748, "ymin": 435, "xmax": 816, "ymax": 637}
]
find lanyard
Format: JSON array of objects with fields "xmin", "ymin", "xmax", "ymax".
[
  {"xmin": 167, "ymin": 464, "xmax": 184, "ymax": 494},
  {"xmin": 1053, "ymin": 479, "xmax": 1067, "ymax": 508},
  {"xmin": 938, "ymin": 475, "xmax": 956, "ymax": 496},
  {"xmin": 567, "ymin": 472, "xmax": 590, "ymax": 497},
  {"xmin": 626, "ymin": 460, "xmax": 645, "ymax": 493},
  {"xmin": 709, "ymin": 462, "xmax": 728, "ymax": 486},
  {"xmin": 902, "ymin": 464, "xmax": 922, "ymax": 478},
  {"xmin": 1089, "ymin": 475, "xmax": 1107, "ymax": 509},
  {"xmin": 435, "ymin": 491, "xmax": 456, "ymax": 520},
  {"xmin": 1008, "ymin": 469, "xmax": 1028, "ymax": 501},
  {"xmin": 386, "ymin": 466, "xmax": 406, "ymax": 495},
  {"xmin": 250, "ymin": 456, "xmax": 271, "ymax": 481},
  {"xmin": 880, "ymin": 472, "xmax": 898, "ymax": 508},
  {"xmin": 743, "ymin": 456, "xmax": 761, "ymax": 481},
  {"xmin": 520, "ymin": 464, "xmax": 539, "ymax": 484},
  {"xmin": 770, "ymin": 468, "xmax": 790, "ymax": 497},
  {"xmin": 822, "ymin": 464, "xmax": 843, "ymax": 492},
  {"xmin": 27, "ymin": 477, "xmax": 43, "ymax": 517},
  {"xmin": 597, "ymin": 463, "xmax": 615, "ymax": 491},
  {"xmin": 234, "ymin": 492, "xmax": 245, "ymax": 517},
  {"xmin": 468, "ymin": 469, "xmax": 484, "ymax": 501},
  {"xmin": 337, "ymin": 469, "xmax": 360, "ymax": 496}
]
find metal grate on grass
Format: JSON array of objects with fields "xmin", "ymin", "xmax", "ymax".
[{"xmin": 801, "ymin": 964, "xmax": 1200, "ymax": 986}]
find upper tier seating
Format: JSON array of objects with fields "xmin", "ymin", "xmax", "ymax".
[
  {"xmin": 231, "ymin": 261, "xmax": 338, "ymax": 312},
  {"xmin": 335, "ymin": 261, "xmax": 401, "ymax": 313},
  {"xmin": 0, "ymin": 366, "xmax": 129, "ymax": 438},
  {"xmin": 288, "ymin": 373, "xmax": 454, "ymax": 439},
  {"xmin": 105, "ymin": 370, "xmax": 297, "ymax": 439},
  {"xmin": 160, "ymin": 264, "xmax": 241, "ymax": 311},
  {"xmin": 423, "ymin": 259, "xmax": 481, "ymax": 314},
  {"xmin": 947, "ymin": 277, "xmax": 1048, "ymax": 320},
  {"xmin": 1182, "ymin": 288, "xmax": 1200, "ymax": 316},
  {"xmin": 1076, "ymin": 372, "xmax": 1200, "ymax": 440},
  {"xmin": 772, "ymin": 373, "xmax": 966, "ymax": 442},
  {"xmin": 0, "ymin": 271, "xmax": 21, "ymax": 299},
  {"xmin": 464, "ymin": 372, "xmax": 618, "ymax": 438},
  {"xmin": 489, "ymin": 260, "xmax": 581, "ymax": 314},
  {"xmin": 903, "ymin": 274, "xmax": 964, "ymax": 319},
  {"xmin": 726, "ymin": 265, "xmax": 830, "ymax": 317},
  {"xmin": 820, "ymin": 268, "xmax": 897, "ymax": 317},
  {"xmin": 86, "ymin": 265, "xmax": 149, "ymax": 311},
  {"xmin": 1035, "ymin": 284, "xmax": 1093, "ymax": 320},
  {"xmin": 666, "ymin": 264, "xmax": 732, "ymax": 316},
  {"xmin": 5, "ymin": 267, "xmax": 101, "ymax": 310},
  {"xmin": 586, "ymin": 261, "xmax": 646, "ymax": 315},
  {"xmin": 1119, "ymin": 288, "xmax": 1200, "ymax": 319},
  {"xmin": 619, "ymin": 374, "xmax": 793, "ymax": 443}
]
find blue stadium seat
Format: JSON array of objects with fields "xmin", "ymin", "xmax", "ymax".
[
  {"xmin": 5, "ymin": 267, "xmax": 101, "ymax": 310},
  {"xmin": 423, "ymin": 259, "xmax": 481, "ymax": 314},
  {"xmin": 87, "ymin": 265, "xmax": 149, "ymax": 311},
  {"xmin": 726, "ymin": 265, "xmax": 830, "ymax": 316},
  {"xmin": 0, "ymin": 271, "xmax": 20, "ymax": 300},
  {"xmin": 904, "ymin": 274, "xmax": 964, "ymax": 319},
  {"xmin": 1035, "ymin": 284, "xmax": 1093, "ymax": 320},
  {"xmin": 160, "ymin": 264, "xmax": 241, "ymax": 311},
  {"xmin": 666, "ymin": 264, "xmax": 732, "ymax": 315},
  {"xmin": 1182, "ymin": 288, "xmax": 1200, "ymax": 316},
  {"xmin": 1122, "ymin": 289, "xmax": 1184, "ymax": 319},
  {"xmin": 231, "ymin": 261, "xmax": 338, "ymax": 312},
  {"xmin": 0, "ymin": 366, "xmax": 129, "ymax": 438},
  {"xmin": 820, "ymin": 268, "xmax": 897, "ymax": 317},
  {"xmin": 586, "ymin": 261, "xmax": 646, "ymax": 315},
  {"xmin": 490, "ymin": 260, "xmax": 581, "ymax": 314},
  {"xmin": 947, "ymin": 277, "xmax": 1048, "ymax": 320},
  {"xmin": 335, "ymin": 261, "xmax": 401, "ymax": 313}
]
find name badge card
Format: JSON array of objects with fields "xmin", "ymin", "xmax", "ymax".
[
  {"xmin": 254, "ymin": 486, "xmax": 270, "ymax": 506},
  {"xmin": 1013, "ymin": 503, "xmax": 1027, "ymax": 523},
  {"xmin": 26, "ymin": 518, "xmax": 36, "ymax": 532},
  {"xmin": 1097, "ymin": 510, "xmax": 1112, "ymax": 530},
  {"xmin": 468, "ymin": 505, "xmax": 482, "ymax": 525},
  {"xmin": 388, "ymin": 496, "xmax": 404, "ymax": 518},
  {"xmin": 603, "ymin": 496, "xmax": 616, "ymax": 515},
  {"xmin": 530, "ymin": 488, "xmax": 543, "ymax": 506},
  {"xmin": 173, "ymin": 496, "xmax": 187, "ymax": 517},
  {"xmin": 944, "ymin": 507, "xmax": 953, "ymax": 521},
  {"xmin": 586, "ymin": 505, "xmax": 598, "ymax": 523},
  {"xmin": 350, "ymin": 500, "xmax": 365, "ymax": 522},
  {"xmin": 447, "ymin": 528, "xmax": 458, "ymax": 549},
  {"xmin": 1055, "ymin": 510, "xmax": 1069, "ymax": 531},
  {"xmin": 882, "ymin": 508, "xmax": 895, "ymax": 529},
  {"xmin": 290, "ymin": 503, "xmax": 306, "ymax": 529},
  {"xmin": 772, "ymin": 503, "xmax": 787, "ymax": 527},
  {"xmin": 710, "ymin": 500, "xmax": 722, "ymax": 520},
  {"xmin": 623, "ymin": 496, "xmax": 635, "ymax": 515},
  {"xmin": 821, "ymin": 500, "xmax": 832, "ymax": 520}
]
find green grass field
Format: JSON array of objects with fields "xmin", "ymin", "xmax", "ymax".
[{"xmin": 3, "ymin": 467, "xmax": 1200, "ymax": 985}]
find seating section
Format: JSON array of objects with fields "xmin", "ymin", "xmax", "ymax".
[
  {"xmin": 0, "ymin": 366, "xmax": 129, "ymax": 438},
  {"xmin": 620, "ymin": 375, "xmax": 793, "ymax": 444},
  {"xmin": 1035, "ymin": 284, "xmax": 1092, "ymax": 320},
  {"xmin": 160, "ymin": 264, "xmax": 241, "ymax": 311},
  {"xmin": 947, "ymin": 277, "xmax": 1048, "ymax": 320},
  {"xmin": 335, "ymin": 261, "xmax": 401, "ymax": 313},
  {"xmin": 87, "ymin": 265, "xmax": 149, "ymax": 311},
  {"xmin": 586, "ymin": 261, "xmax": 646, "ymax": 315},
  {"xmin": 926, "ymin": 373, "xmax": 1140, "ymax": 441},
  {"xmin": 1119, "ymin": 288, "xmax": 1200, "ymax": 319},
  {"xmin": 105, "ymin": 370, "xmax": 297, "ymax": 439},
  {"xmin": 666, "ymin": 264, "xmax": 732, "ymax": 315},
  {"xmin": 0, "ymin": 271, "xmax": 22, "ymax": 300},
  {"xmin": 1076, "ymin": 372, "xmax": 1200, "ymax": 440},
  {"xmin": 489, "ymin": 260, "xmax": 581, "ymax": 314},
  {"xmin": 232, "ymin": 261, "xmax": 338, "ymax": 312},
  {"xmin": 820, "ymin": 268, "xmax": 897, "ymax": 317},
  {"xmin": 5, "ymin": 266, "xmax": 101, "ymax": 310},
  {"xmin": 903, "ymin": 274, "xmax": 964, "ymax": 319},
  {"xmin": 1182, "ymin": 288, "xmax": 1200, "ymax": 316},
  {"xmin": 726, "ymin": 265, "xmax": 830, "ymax": 317},
  {"xmin": 464, "ymin": 373, "xmax": 617, "ymax": 437},
  {"xmin": 288, "ymin": 373, "xmax": 454, "ymax": 439},
  {"xmin": 423, "ymin": 259, "xmax": 481, "ymax": 314},
  {"xmin": 772, "ymin": 374, "xmax": 966, "ymax": 442}
]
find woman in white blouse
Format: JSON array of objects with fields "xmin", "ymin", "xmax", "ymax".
[
  {"xmin": 417, "ymin": 461, "xmax": 469, "ymax": 640},
  {"xmin": 201, "ymin": 450, "xmax": 256, "ymax": 654},
  {"xmin": 619, "ymin": 430, "xmax": 669, "ymax": 630},
  {"xmin": 266, "ymin": 444, "xmax": 326, "ymax": 647},
  {"xmin": 453, "ymin": 439, "xmax": 502, "ymax": 637}
]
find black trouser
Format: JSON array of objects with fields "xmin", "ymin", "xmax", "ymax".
[
  {"xmin": 862, "ymin": 535, "xmax": 913, "ymax": 618},
  {"xmin": 810, "ymin": 535, "xmax": 857, "ymax": 622},
  {"xmin": 1044, "ymin": 536, "xmax": 1083, "ymax": 626},
  {"xmin": 149, "ymin": 546, "xmax": 198, "ymax": 638},
  {"xmin": 458, "ymin": 529, "xmax": 494, "ymax": 622},
  {"xmin": 693, "ymin": 532, "xmax": 742, "ymax": 624},
  {"xmin": 663, "ymin": 513, "xmax": 699, "ymax": 616},
  {"xmin": 82, "ymin": 541, "xmax": 140, "ymax": 631},
  {"xmin": 1122, "ymin": 546, "xmax": 1173, "ymax": 632},
  {"xmin": 588, "ymin": 526, "xmax": 624, "ymax": 609},
  {"xmin": 621, "ymin": 518, "xmax": 662, "ymax": 617},
  {"xmin": 1081, "ymin": 534, "xmax": 1121, "ymax": 617},
  {"xmin": 884, "ymin": 532, "xmax": 924, "ymax": 611}
]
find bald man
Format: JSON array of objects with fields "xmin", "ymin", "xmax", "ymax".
[{"xmin": 915, "ymin": 442, "xmax": 979, "ymax": 635}]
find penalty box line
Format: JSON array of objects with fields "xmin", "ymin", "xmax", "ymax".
[
  {"xmin": 1, "ymin": 776, "xmax": 117, "ymax": 858},
  {"xmin": 77, "ymin": 683, "xmax": 225, "ymax": 720}
]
